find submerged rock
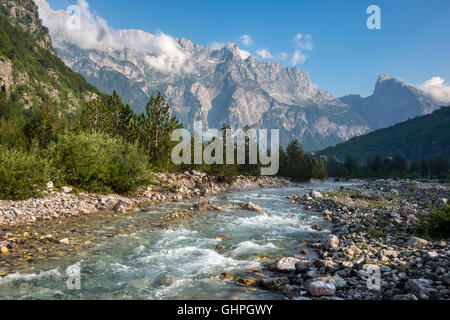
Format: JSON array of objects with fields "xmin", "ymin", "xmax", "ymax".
[
  {"xmin": 258, "ymin": 277, "xmax": 290, "ymax": 290},
  {"xmin": 242, "ymin": 202, "xmax": 263, "ymax": 212}
]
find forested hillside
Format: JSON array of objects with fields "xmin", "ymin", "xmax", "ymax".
[
  {"xmin": 0, "ymin": 0, "xmax": 102, "ymax": 114},
  {"xmin": 319, "ymin": 107, "xmax": 450, "ymax": 162}
]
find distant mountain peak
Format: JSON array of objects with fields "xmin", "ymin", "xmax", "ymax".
[{"xmin": 344, "ymin": 74, "xmax": 442, "ymax": 129}]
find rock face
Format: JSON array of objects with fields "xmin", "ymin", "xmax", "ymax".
[
  {"xmin": 0, "ymin": 0, "xmax": 100, "ymax": 111},
  {"xmin": 1, "ymin": 0, "xmax": 53, "ymax": 51},
  {"xmin": 34, "ymin": 1, "xmax": 374, "ymax": 151},
  {"xmin": 341, "ymin": 75, "xmax": 442, "ymax": 130}
]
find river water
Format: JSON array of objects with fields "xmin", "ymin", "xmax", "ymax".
[{"xmin": 0, "ymin": 182, "xmax": 344, "ymax": 300}]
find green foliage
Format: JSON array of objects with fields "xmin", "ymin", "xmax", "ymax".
[
  {"xmin": 138, "ymin": 92, "xmax": 182, "ymax": 169},
  {"xmin": 328, "ymin": 153, "xmax": 449, "ymax": 180},
  {"xmin": 416, "ymin": 203, "xmax": 450, "ymax": 239},
  {"xmin": 0, "ymin": 145, "xmax": 52, "ymax": 200},
  {"xmin": 48, "ymin": 133, "xmax": 151, "ymax": 194},
  {"xmin": 279, "ymin": 139, "xmax": 327, "ymax": 181},
  {"xmin": 24, "ymin": 101, "xmax": 63, "ymax": 147}
]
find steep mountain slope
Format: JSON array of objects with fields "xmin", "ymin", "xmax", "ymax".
[
  {"xmin": 0, "ymin": 0, "xmax": 102, "ymax": 113},
  {"xmin": 340, "ymin": 75, "xmax": 442, "ymax": 129},
  {"xmin": 318, "ymin": 107, "xmax": 450, "ymax": 162}
]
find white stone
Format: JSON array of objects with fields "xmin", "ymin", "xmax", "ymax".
[
  {"xmin": 309, "ymin": 190, "xmax": 323, "ymax": 199},
  {"xmin": 323, "ymin": 235, "xmax": 340, "ymax": 250},
  {"xmin": 274, "ymin": 257, "xmax": 302, "ymax": 272},
  {"xmin": 61, "ymin": 187, "xmax": 72, "ymax": 194}
]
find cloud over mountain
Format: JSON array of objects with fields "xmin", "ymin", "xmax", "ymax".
[
  {"xmin": 415, "ymin": 77, "xmax": 450, "ymax": 103},
  {"xmin": 36, "ymin": 0, "xmax": 189, "ymax": 73}
]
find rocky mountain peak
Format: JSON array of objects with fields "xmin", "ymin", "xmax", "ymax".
[{"xmin": 1, "ymin": 0, "xmax": 53, "ymax": 52}]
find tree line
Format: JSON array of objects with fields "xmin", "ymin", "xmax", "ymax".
[
  {"xmin": 0, "ymin": 89, "xmax": 327, "ymax": 200},
  {"xmin": 327, "ymin": 154, "xmax": 450, "ymax": 180}
]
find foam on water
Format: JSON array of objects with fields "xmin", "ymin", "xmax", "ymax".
[
  {"xmin": 0, "ymin": 183, "xmax": 342, "ymax": 299},
  {"xmin": 230, "ymin": 241, "xmax": 278, "ymax": 258}
]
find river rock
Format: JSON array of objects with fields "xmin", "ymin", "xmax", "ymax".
[
  {"xmin": 305, "ymin": 279, "xmax": 336, "ymax": 297},
  {"xmin": 393, "ymin": 294, "xmax": 418, "ymax": 300},
  {"xmin": 258, "ymin": 277, "xmax": 290, "ymax": 290},
  {"xmin": 113, "ymin": 200, "xmax": 128, "ymax": 213},
  {"xmin": 282, "ymin": 284, "xmax": 301, "ymax": 299},
  {"xmin": 309, "ymin": 191, "xmax": 323, "ymax": 199},
  {"xmin": 295, "ymin": 260, "xmax": 313, "ymax": 272},
  {"xmin": 347, "ymin": 244, "xmax": 363, "ymax": 256},
  {"xmin": 407, "ymin": 237, "xmax": 429, "ymax": 248},
  {"xmin": 274, "ymin": 257, "xmax": 302, "ymax": 272},
  {"xmin": 59, "ymin": 238, "xmax": 70, "ymax": 244},
  {"xmin": 243, "ymin": 202, "xmax": 263, "ymax": 212},
  {"xmin": 425, "ymin": 251, "xmax": 439, "ymax": 259},
  {"xmin": 405, "ymin": 278, "xmax": 432, "ymax": 295},
  {"xmin": 323, "ymin": 235, "xmax": 340, "ymax": 250}
]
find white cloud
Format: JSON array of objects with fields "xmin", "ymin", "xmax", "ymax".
[
  {"xmin": 290, "ymin": 33, "xmax": 313, "ymax": 65},
  {"xmin": 291, "ymin": 51, "xmax": 307, "ymax": 65},
  {"xmin": 239, "ymin": 34, "xmax": 254, "ymax": 46},
  {"xmin": 256, "ymin": 49, "xmax": 274, "ymax": 59},
  {"xmin": 277, "ymin": 52, "xmax": 288, "ymax": 60},
  {"xmin": 415, "ymin": 77, "xmax": 450, "ymax": 103},
  {"xmin": 35, "ymin": 0, "xmax": 189, "ymax": 73}
]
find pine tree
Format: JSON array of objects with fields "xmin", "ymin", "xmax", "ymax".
[{"xmin": 138, "ymin": 92, "xmax": 181, "ymax": 167}]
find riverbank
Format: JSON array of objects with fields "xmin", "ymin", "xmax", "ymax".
[
  {"xmin": 265, "ymin": 179, "xmax": 450, "ymax": 300},
  {"xmin": 0, "ymin": 171, "xmax": 296, "ymax": 227}
]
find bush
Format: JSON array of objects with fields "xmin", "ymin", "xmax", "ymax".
[
  {"xmin": 48, "ymin": 133, "xmax": 151, "ymax": 193},
  {"xmin": 416, "ymin": 203, "xmax": 450, "ymax": 239},
  {"xmin": 0, "ymin": 146, "xmax": 52, "ymax": 200}
]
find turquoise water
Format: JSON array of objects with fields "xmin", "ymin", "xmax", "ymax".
[{"xmin": 0, "ymin": 183, "xmax": 342, "ymax": 300}]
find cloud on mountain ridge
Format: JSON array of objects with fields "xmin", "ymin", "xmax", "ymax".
[
  {"xmin": 415, "ymin": 77, "xmax": 450, "ymax": 103},
  {"xmin": 35, "ymin": 0, "xmax": 189, "ymax": 73}
]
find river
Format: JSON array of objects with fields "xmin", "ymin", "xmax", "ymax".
[{"xmin": 0, "ymin": 182, "xmax": 345, "ymax": 300}]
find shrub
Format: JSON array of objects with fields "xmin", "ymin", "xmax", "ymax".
[
  {"xmin": 0, "ymin": 146, "xmax": 51, "ymax": 200},
  {"xmin": 48, "ymin": 133, "xmax": 151, "ymax": 193},
  {"xmin": 416, "ymin": 203, "xmax": 450, "ymax": 239}
]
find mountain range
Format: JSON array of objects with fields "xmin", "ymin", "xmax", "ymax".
[{"xmin": 4, "ymin": 0, "xmax": 446, "ymax": 151}]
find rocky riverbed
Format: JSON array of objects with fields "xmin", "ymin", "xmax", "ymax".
[
  {"xmin": 0, "ymin": 171, "xmax": 295, "ymax": 227},
  {"xmin": 262, "ymin": 180, "xmax": 450, "ymax": 300}
]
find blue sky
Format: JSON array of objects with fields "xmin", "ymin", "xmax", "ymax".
[{"xmin": 45, "ymin": 0, "xmax": 450, "ymax": 98}]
